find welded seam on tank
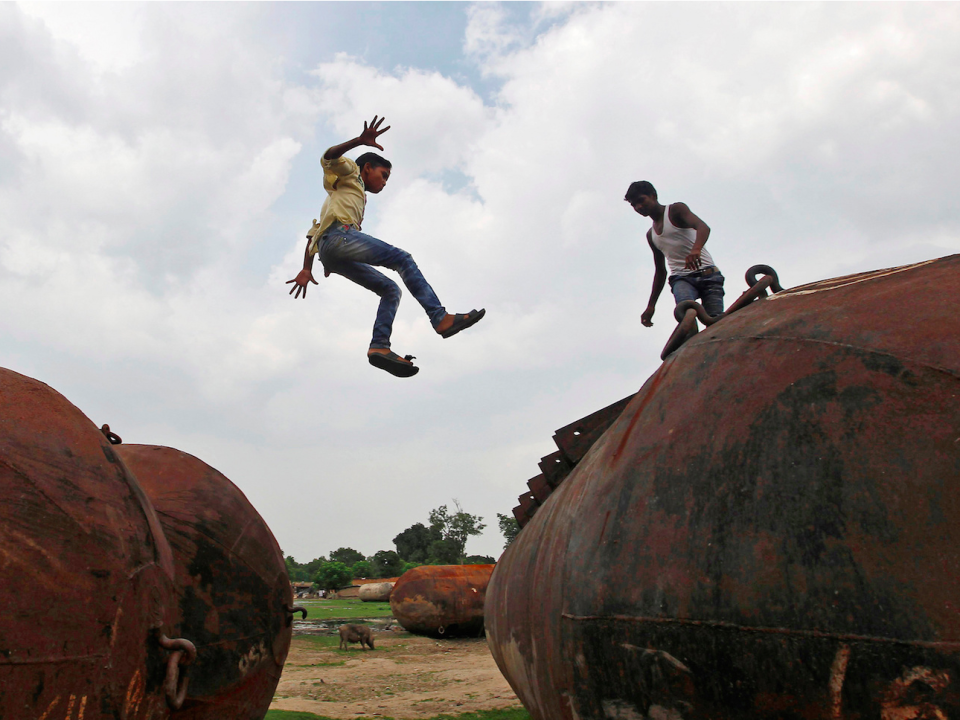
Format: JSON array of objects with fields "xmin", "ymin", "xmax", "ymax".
[
  {"xmin": 0, "ymin": 652, "xmax": 107, "ymax": 665},
  {"xmin": 686, "ymin": 335, "xmax": 960, "ymax": 380},
  {"xmin": 767, "ymin": 258, "xmax": 940, "ymax": 300},
  {"xmin": 560, "ymin": 613, "xmax": 960, "ymax": 649}
]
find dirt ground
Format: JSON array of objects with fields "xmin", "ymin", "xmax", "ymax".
[{"xmin": 270, "ymin": 626, "xmax": 522, "ymax": 719}]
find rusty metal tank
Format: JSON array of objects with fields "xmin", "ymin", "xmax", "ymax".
[
  {"xmin": 390, "ymin": 565, "xmax": 494, "ymax": 637},
  {"xmin": 359, "ymin": 582, "xmax": 395, "ymax": 602},
  {"xmin": 0, "ymin": 368, "xmax": 179, "ymax": 719},
  {"xmin": 486, "ymin": 255, "xmax": 960, "ymax": 720},
  {"xmin": 115, "ymin": 443, "xmax": 297, "ymax": 720}
]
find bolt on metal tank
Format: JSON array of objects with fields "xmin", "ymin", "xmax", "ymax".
[
  {"xmin": 486, "ymin": 255, "xmax": 960, "ymax": 720},
  {"xmin": 116, "ymin": 443, "xmax": 298, "ymax": 720},
  {"xmin": 391, "ymin": 565, "xmax": 495, "ymax": 637},
  {"xmin": 0, "ymin": 368, "xmax": 178, "ymax": 720}
]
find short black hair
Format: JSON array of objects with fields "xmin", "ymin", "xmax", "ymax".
[
  {"xmin": 355, "ymin": 152, "xmax": 392, "ymax": 173},
  {"xmin": 625, "ymin": 181, "xmax": 657, "ymax": 203}
]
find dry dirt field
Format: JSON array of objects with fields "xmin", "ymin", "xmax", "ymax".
[{"xmin": 270, "ymin": 628, "xmax": 522, "ymax": 719}]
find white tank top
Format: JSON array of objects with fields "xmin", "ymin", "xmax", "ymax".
[{"xmin": 650, "ymin": 204, "xmax": 715, "ymax": 277}]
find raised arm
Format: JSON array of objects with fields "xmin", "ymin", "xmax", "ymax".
[
  {"xmin": 323, "ymin": 115, "xmax": 391, "ymax": 161},
  {"xmin": 641, "ymin": 230, "xmax": 667, "ymax": 327},
  {"xmin": 669, "ymin": 202, "xmax": 711, "ymax": 270}
]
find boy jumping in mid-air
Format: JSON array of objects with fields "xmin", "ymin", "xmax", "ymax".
[
  {"xmin": 624, "ymin": 180, "xmax": 725, "ymax": 327},
  {"xmin": 287, "ymin": 116, "xmax": 485, "ymax": 378}
]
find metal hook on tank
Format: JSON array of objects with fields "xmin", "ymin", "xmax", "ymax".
[
  {"xmin": 100, "ymin": 424, "xmax": 122, "ymax": 445},
  {"xmin": 284, "ymin": 604, "xmax": 308, "ymax": 627},
  {"xmin": 156, "ymin": 631, "xmax": 197, "ymax": 710}
]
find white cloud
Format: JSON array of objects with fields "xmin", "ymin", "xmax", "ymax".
[{"xmin": 3, "ymin": 2, "xmax": 960, "ymax": 563}]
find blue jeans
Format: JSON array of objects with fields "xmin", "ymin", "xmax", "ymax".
[
  {"xmin": 669, "ymin": 269, "xmax": 725, "ymax": 317},
  {"xmin": 318, "ymin": 224, "xmax": 446, "ymax": 349}
]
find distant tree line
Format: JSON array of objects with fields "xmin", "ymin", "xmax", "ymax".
[{"xmin": 286, "ymin": 500, "xmax": 516, "ymax": 592}]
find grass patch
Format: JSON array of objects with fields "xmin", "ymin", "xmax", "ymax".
[
  {"xmin": 266, "ymin": 711, "xmax": 529, "ymax": 720},
  {"xmin": 297, "ymin": 598, "xmax": 394, "ymax": 619}
]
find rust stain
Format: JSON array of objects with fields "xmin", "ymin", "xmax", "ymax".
[{"xmin": 828, "ymin": 644, "xmax": 850, "ymax": 720}]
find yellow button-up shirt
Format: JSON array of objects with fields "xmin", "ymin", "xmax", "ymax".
[{"xmin": 307, "ymin": 152, "xmax": 366, "ymax": 256}]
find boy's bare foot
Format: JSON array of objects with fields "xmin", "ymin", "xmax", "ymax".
[
  {"xmin": 436, "ymin": 309, "xmax": 486, "ymax": 339},
  {"xmin": 367, "ymin": 349, "xmax": 418, "ymax": 377}
]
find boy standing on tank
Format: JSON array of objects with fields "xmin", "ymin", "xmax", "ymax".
[
  {"xmin": 624, "ymin": 181, "xmax": 724, "ymax": 326},
  {"xmin": 287, "ymin": 116, "xmax": 485, "ymax": 378}
]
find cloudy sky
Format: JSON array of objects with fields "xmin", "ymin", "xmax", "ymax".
[{"xmin": 3, "ymin": 2, "xmax": 959, "ymax": 563}]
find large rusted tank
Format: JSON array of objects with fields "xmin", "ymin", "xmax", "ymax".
[
  {"xmin": 486, "ymin": 255, "xmax": 960, "ymax": 720},
  {"xmin": 391, "ymin": 565, "xmax": 494, "ymax": 637},
  {"xmin": 359, "ymin": 582, "xmax": 395, "ymax": 602},
  {"xmin": 0, "ymin": 368, "xmax": 179, "ymax": 719},
  {"xmin": 115, "ymin": 444, "xmax": 296, "ymax": 720}
]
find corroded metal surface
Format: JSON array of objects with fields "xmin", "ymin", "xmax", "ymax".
[
  {"xmin": 486, "ymin": 255, "xmax": 960, "ymax": 720},
  {"xmin": 0, "ymin": 368, "xmax": 176, "ymax": 719},
  {"xmin": 359, "ymin": 582, "xmax": 395, "ymax": 602},
  {"xmin": 390, "ymin": 565, "xmax": 494, "ymax": 637},
  {"xmin": 116, "ymin": 444, "xmax": 292, "ymax": 720}
]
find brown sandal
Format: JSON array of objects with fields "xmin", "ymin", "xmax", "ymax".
[
  {"xmin": 368, "ymin": 351, "xmax": 419, "ymax": 378},
  {"xmin": 440, "ymin": 309, "xmax": 486, "ymax": 339}
]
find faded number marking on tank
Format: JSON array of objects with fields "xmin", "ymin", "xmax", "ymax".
[
  {"xmin": 239, "ymin": 640, "xmax": 268, "ymax": 675},
  {"xmin": 37, "ymin": 694, "xmax": 88, "ymax": 720},
  {"xmin": 124, "ymin": 668, "xmax": 146, "ymax": 718}
]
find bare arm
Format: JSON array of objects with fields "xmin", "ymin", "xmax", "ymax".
[
  {"xmin": 642, "ymin": 231, "xmax": 667, "ymax": 327},
  {"xmin": 669, "ymin": 202, "xmax": 711, "ymax": 270},
  {"xmin": 323, "ymin": 115, "xmax": 391, "ymax": 161},
  {"xmin": 286, "ymin": 236, "xmax": 319, "ymax": 299}
]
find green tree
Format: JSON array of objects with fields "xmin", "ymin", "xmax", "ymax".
[
  {"xmin": 284, "ymin": 554, "xmax": 308, "ymax": 582},
  {"xmin": 428, "ymin": 500, "xmax": 486, "ymax": 564},
  {"xmin": 400, "ymin": 561, "xmax": 422, "ymax": 575},
  {"xmin": 352, "ymin": 560, "xmax": 374, "ymax": 579},
  {"xmin": 285, "ymin": 553, "xmax": 327, "ymax": 582},
  {"xmin": 314, "ymin": 561, "xmax": 353, "ymax": 591},
  {"xmin": 372, "ymin": 550, "xmax": 405, "ymax": 578},
  {"xmin": 393, "ymin": 522, "xmax": 440, "ymax": 563},
  {"xmin": 465, "ymin": 554, "xmax": 496, "ymax": 564},
  {"xmin": 497, "ymin": 513, "xmax": 521, "ymax": 548},
  {"xmin": 426, "ymin": 538, "xmax": 461, "ymax": 565},
  {"xmin": 329, "ymin": 547, "xmax": 365, "ymax": 566}
]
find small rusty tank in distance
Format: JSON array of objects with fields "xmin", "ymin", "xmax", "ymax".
[
  {"xmin": 116, "ymin": 444, "xmax": 296, "ymax": 720},
  {"xmin": 390, "ymin": 565, "xmax": 494, "ymax": 637},
  {"xmin": 486, "ymin": 255, "xmax": 960, "ymax": 720},
  {"xmin": 0, "ymin": 368, "xmax": 177, "ymax": 720},
  {"xmin": 359, "ymin": 582, "xmax": 395, "ymax": 602}
]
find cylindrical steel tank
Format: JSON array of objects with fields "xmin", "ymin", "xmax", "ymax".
[
  {"xmin": 116, "ymin": 444, "xmax": 294, "ymax": 720},
  {"xmin": 391, "ymin": 565, "xmax": 494, "ymax": 637},
  {"xmin": 359, "ymin": 582, "xmax": 395, "ymax": 602},
  {"xmin": 486, "ymin": 255, "xmax": 960, "ymax": 720},
  {"xmin": 0, "ymin": 368, "xmax": 177, "ymax": 719}
]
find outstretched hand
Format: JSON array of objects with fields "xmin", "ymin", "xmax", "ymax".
[
  {"xmin": 358, "ymin": 115, "xmax": 390, "ymax": 150},
  {"xmin": 286, "ymin": 268, "xmax": 318, "ymax": 299}
]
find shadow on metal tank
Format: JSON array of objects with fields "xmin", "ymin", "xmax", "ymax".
[
  {"xmin": 0, "ymin": 368, "xmax": 184, "ymax": 719},
  {"xmin": 391, "ymin": 565, "xmax": 494, "ymax": 638},
  {"xmin": 486, "ymin": 256, "xmax": 960, "ymax": 720},
  {"xmin": 115, "ymin": 443, "xmax": 302, "ymax": 720}
]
